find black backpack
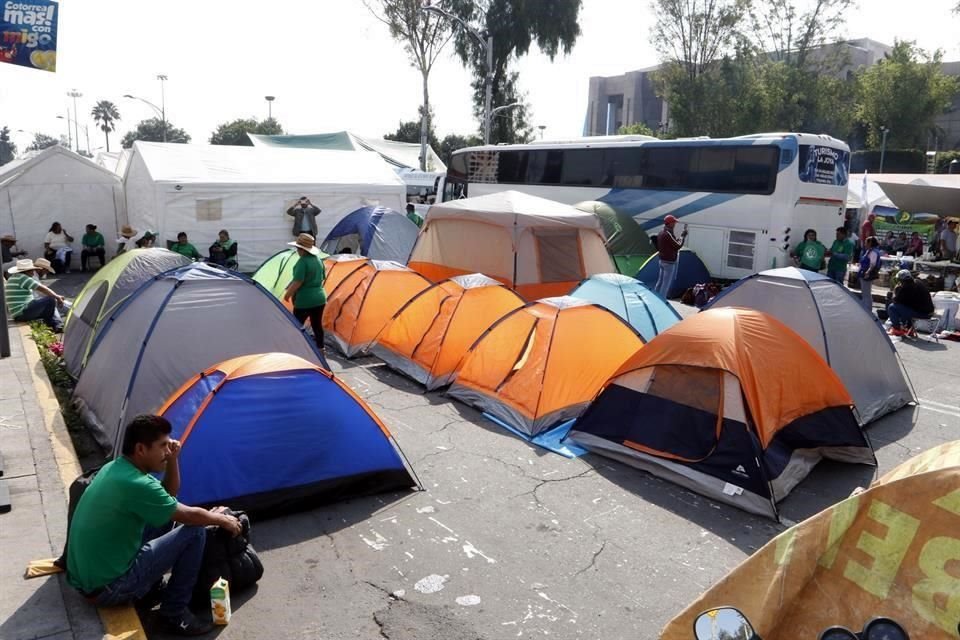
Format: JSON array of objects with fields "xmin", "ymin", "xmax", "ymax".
[
  {"xmin": 190, "ymin": 509, "xmax": 264, "ymax": 607},
  {"xmin": 55, "ymin": 465, "xmax": 103, "ymax": 569}
]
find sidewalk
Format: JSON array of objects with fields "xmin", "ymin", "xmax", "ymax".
[{"xmin": 0, "ymin": 324, "xmax": 103, "ymax": 640}]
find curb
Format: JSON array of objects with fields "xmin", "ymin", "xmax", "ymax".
[{"xmin": 20, "ymin": 326, "xmax": 147, "ymax": 640}]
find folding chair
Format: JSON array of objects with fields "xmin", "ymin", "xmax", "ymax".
[{"xmin": 906, "ymin": 311, "xmax": 943, "ymax": 343}]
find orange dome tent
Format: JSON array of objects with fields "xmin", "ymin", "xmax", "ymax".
[
  {"xmin": 448, "ymin": 296, "xmax": 644, "ymax": 437},
  {"xmin": 323, "ymin": 254, "xmax": 370, "ymax": 293},
  {"xmin": 323, "ymin": 260, "xmax": 432, "ymax": 357},
  {"xmin": 408, "ymin": 191, "xmax": 614, "ymax": 299},
  {"xmin": 371, "ymin": 274, "xmax": 526, "ymax": 390},
  {"xmin": 566, "ymin": 308, "xmax": 875, "ymax": 520}
]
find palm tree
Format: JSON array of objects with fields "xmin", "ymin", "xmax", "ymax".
[{"xmin": 91, "ymin": 100, "xmax": 121, "ymax": 152}]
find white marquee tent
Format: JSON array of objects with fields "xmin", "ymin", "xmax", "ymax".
[
  {"xmin": 0, "ymin": 145, "xmax": 126, "ymax": 258},
  {"xmin": 123, "ymin": 142, "xmax": 407, "ymax": 269}
]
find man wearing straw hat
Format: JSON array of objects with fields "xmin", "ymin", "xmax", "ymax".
[
  {"xmin": 117, "ymin": 225, "xmax": 138, "ymax": 254},
  {"xmin": 4, "ymin": 258, "xmax": 64, "ymax": 331},
  {"xmin": 284, "ymin": 233, "xmax": 326, "ymax": 350}
]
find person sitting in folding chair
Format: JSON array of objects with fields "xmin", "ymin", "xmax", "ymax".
[{"xmin": 886, "ymin": 270, "xmax": 934, "ymax": 337}]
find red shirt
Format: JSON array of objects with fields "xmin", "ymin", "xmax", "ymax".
[
  {"xmin": 861, "ymin": 220, "xmax": 875, "ymax": 242},
  {"xmin": 657, "ymin": 227, "xmax": 684, "ymax": 262}
]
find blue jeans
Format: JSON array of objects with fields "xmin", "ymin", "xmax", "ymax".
[
  {"xmin": 655, "ymin": 260, "xmax": 678, "ymax": 298},
  {"xmin": 15, "ymin": 297, "xmax": 62, "ymax": 331},
  {"xmin": 827, "ymin": 269, "xmax": 845, "ymax": 284},
  {"xmin": 93, "ymin": 523, "xmax": 206, "ymax": 618},
  {"xmin": 860, "ymin": 279, "xmax": 874, "ymax": 314},
  {"xmin": 887, "ymin": 303, "xmax": 927, "ymax": 329}
]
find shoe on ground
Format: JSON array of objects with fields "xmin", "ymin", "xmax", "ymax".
[
  {"xmin": 159, "ymin": 610, "xmax": 214, "ymax": 636},
  {"xmin": 888, "ymin": 327, "xmax": 908, "ymax": 337}
]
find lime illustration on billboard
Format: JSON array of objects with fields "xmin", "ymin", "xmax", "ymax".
[{"xmin": 1, "ymin": 0, "xmax": 58, "ymax": 72}]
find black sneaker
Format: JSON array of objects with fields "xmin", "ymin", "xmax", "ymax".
[{"xmin": 159, "ymin": 611, "xmax": 215, "ymax": 636}]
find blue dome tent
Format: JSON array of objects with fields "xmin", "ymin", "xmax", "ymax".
[
  {"xmin": 635, "ymin": 249, "xmax": 711, "ymax": 299},
  {"xmin": 570, "ymin": 273, "xmax": 680, "ymax": 341},
  {"xmin": 321, "ymin": 206, "xmax": 420, "ymax": 263}
]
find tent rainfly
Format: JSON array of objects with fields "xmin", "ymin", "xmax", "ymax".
[
  {"xmin": 122, "ymin": 142, "xmax": 406, "ymax": 269},
  {"xmin": 321, "ymin": 206, "xmax": 420, "ymax": 262},
  {"xmin": 570, "ymin": 273, "xmax": 680, "ymax": 342}
]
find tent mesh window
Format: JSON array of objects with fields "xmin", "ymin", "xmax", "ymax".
[
  {"xmin": 534, "ymin": 230, "xmax": 584, "ymax": 283},
  {"xmin": 196, "ymin": 198, "xmax": 223, "ymax": 222},
  {"xmin": 646, "ymin": 365, "xmax": 722, "ymax": 414}
]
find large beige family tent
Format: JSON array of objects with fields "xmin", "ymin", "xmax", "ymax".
[
  {"xmin": 408, "ymin": 191, "xmax": 614, "ymax": 299},
  {"xmin": 0, "ymin": 145, "xmax": 125, "ymax": 259},
  {"xmin": 122, "ymin": 142, "xmax": 406, "ymax": 269}
]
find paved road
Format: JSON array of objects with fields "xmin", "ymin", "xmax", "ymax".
[{"xmin": 159, "ymin": 322, "xmax": 957, "ymax": 640}]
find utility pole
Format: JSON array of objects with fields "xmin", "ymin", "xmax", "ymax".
[
  {"xmin": 67, "ymin": 89, "xmax": 82, "ymax": 153},
  {"xmin": 157, "ymin": 74, "xmax": 168, "ymax": 142},
  {"xmin": 879, "ymin": 126, "xmax": 889, "ymax": 174}
]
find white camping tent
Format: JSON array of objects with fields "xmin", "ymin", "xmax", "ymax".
[
  {"xmin": 0, "ymin": 145, "xmax": 125, "ymax": 258},
  {"xmin": 123, "ymin": 142, "xmax": 406, "ymax": 269}
]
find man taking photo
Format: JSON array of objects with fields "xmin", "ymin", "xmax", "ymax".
[
  {"xmin": 67, "ymin": 415, "xmax": 241, "ymax": 636},
  {"xmin": 286, "ymin": 196, "xmax": 320, "ymax": 238}
]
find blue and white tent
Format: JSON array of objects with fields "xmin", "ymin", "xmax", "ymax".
[
  {"xmin": 321, "ymin": 206, "xmax": 420, "ymax": 263},
  {"xmin": 570, "ymin": 273, "xmax": 680, "ymax": 342}
]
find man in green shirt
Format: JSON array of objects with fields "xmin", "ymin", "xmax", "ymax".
[
  {"xmin": 284, "ymin": 232, "xmax": 326, "ymax": 351},
  {"xmin": 67, "ymin": 415, "xmax": 241, "ymax": 636},
  {"xmin": 170, "ymin": 232, "xmax": 202, "ymax": 260},
  {"xmin": 4, "ymin": 259, "xmax": 63, "ymax": 331},
  {"xmin": 827, "ymin": 226, "xmax": 854, "ymax": 284},
  {"xmin": 791, "ymin": 228, "xmax": 827, "ymax": 272},
  {"xmin": 80, "ymin": 224, "xmax": 106, "ymax": 272}
]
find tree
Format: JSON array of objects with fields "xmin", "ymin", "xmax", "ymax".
[
  {"xmin": 617, "ymin": 122, "xmax": 656, "ymax": 136},
  {"xmin": 856, "ymin": 41, "xmax": 959, "ymax": 149},
  {"xmin": 121, "ymin": 118, "xmax": 190, "ymax": 148},
  {"xmin": 447, "ymin": 0, "xmax": 583, "ymax": 144},
  {"xmin": 0, "ymin": 127, "xmax": 15, "ymax": 165},
  {"xmin": 365, "ymin": 0, "xmax": 454, "ymax": 170},
  {"xmin": 91, "ymin": 100, "xmax": 121, "ymax": 152},
  {"xmin": 209, "ymin": 118, "xmax": 284, "ymax": 146},
  {"xmin": 750, "ymin": 0, "xmax": 853, "ymax": 69},
  {"xmin": 439, "ymin": 133, "xmax": 481, "ymax": 166},
  {"xmin": 26, "ymin": 133, "xmax": 62, "ymax": 151}
]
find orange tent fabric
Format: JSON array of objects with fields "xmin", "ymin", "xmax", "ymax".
[
  {"xmin": 323, "ymin": 260, "xmax": 432, "ymax": 357},
  {"xmin": 371, "ymin": 274, "xmax": 526, "ymax": 390},
  {"xmin": 448, "ymin": 296, "xmax": 644, "ymax": 437},
  {"xmin": 612, "ymin": 307, "xmax": 854, "ymax": 447},
  {"xmin": 323, "ymin": 254, "xmax": 370, "ymax": 294}
]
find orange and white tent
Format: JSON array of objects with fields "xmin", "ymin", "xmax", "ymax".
[
  {"xmin": 408, "ymin": 191, "xmax": 614, "ymax": 299},
  {"xmin": 323, "ymin": 260, "xmax": 432, "ymax": 357},
  {"xmin": 448, "ymin": 296, "xmax": 644, "ymax": 437},
  {"xmin": 371, "ymin": 274, "xmax": 526, "ymax": 390}
]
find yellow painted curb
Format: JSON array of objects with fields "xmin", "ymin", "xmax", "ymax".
[{"xmin": 20, "ymin": 326, "xmax": 147, "ymax": 640}]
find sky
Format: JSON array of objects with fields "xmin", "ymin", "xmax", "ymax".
[{"xmin": 2, "ymin": 0, "xmax": 959, "ymax": 155}]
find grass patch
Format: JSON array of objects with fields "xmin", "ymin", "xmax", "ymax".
[{"xmin": 28, "ymin": 322, "xmax": 106, "ymax": 467}]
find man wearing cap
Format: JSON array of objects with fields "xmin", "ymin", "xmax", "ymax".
[
  {"xmin": 2, "ymin": 234, "xmax": 27, "ymax": 275},
  {"xmin": 4, "ymin": 259, "xmax": 64, "ymax": 331},
  {"xmin": 286, "ymin": 197, "xmax": 320, "ymax": 238},
  {"xmin": 654, "ymin": 215, "xmax": 688, "ymax": 298},
  {"xmin": 283, "ymin": 233, "xmax": 326, "ymax": 350},
  {"xmin": 886, "ymin": 269, "xmax": 934, "ymax": 336},
  {"xmin": 81, "ymin": 224, "xmax": 106, "ymax": 272}
]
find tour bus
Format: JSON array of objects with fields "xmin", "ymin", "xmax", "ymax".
[{"xmin": 440, "ymin": 133, "xmax": 851, "ymax": 280}]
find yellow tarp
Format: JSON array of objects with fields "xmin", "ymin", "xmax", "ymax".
[{"xmin": 662, "ymin": 440, "xmax": 960, "ymax": 640}]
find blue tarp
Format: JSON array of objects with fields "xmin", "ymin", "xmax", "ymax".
[{"xmin": 570, "ymin": 273, "xmax": 680, "ymax": 341}]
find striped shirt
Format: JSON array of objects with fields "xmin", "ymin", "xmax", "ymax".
[{"xmin": 5, "ymin": 273, "xmax": 39, "ymax": 317}]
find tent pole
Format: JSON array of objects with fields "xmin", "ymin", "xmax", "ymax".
[{"xmin": 0, "ymin": 276, "xmax": 9, "ymax": 358}]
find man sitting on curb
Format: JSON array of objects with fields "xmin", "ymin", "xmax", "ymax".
[
  {"xmin": 4, "ymin": 258, "xmax": 64, "ymax": 331},
  {"xmin": 887, "ymin": 270, "xmax": 934, "ymax": 336},
  {"xmin": 67, "ymin": 415, "xmax": 242, "ymax": 636}
]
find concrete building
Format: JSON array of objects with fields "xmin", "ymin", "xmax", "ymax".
[{"xmin": 584, "ymin": 38, "xmax": 960, "ymax": 150}]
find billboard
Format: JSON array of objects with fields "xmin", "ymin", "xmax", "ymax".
[
  {"xmin": 799, "ymin": 144, "xmax": 850, "ymax": 186},
  {"xmin": 0, "ymin": 0, "xmax": 58, "ymax": 72}
]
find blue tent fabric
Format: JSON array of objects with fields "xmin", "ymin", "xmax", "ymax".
[
  {"xmin": 162, "ymin": 365, "xmax": 416, "ymax": 513},
  {"xmin": 482, "ymin": 413, "xmax": 587, "ymax": 459},
  {"xmin": 321, "ymin": 206, "xmax": 420, "ymax": 263},
  {"xmin": 570, "ymin": 273, "xmax": 680, "ymax": 341},
  {"xmin": 635, "ymin": 249, "xmax": 711, "ymax": 298}
]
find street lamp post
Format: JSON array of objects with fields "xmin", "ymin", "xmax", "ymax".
[
  {"xmin": 67, "ymin": 89, "xmax": 82, "ymax": 153},
  {"xmin": 537, "ymin": 125, "xmax": 546, "ymax": 140},
  {"xmin": 420, "ymin": 3, "xmax": 494, "ymax": 145},
  {"xmin": 123, "ymin": 94, "xmax": 166, "ymax": 142},
  {"xmin": 265, "ymin": 95, "xmax": 275, "ymax": 120},
  {"xmin": 879, "ymin": 126, "xmax": 889, "ymax": 174},
  {"xmin": 157, "ymin": 74, "xmax": 168, "ymax": 142},
  {"xmin": 56, "ymin": 115, "xmax": 71, "ymax": 150}
]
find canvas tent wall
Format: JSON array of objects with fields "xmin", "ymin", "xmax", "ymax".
[
  {"xmin": 371, "ymin": 274, "xmax": 526, "ymax": 390},
  {"xmin": 705, "ymin": 267, "xmax": 914, "ymax": 424},
  {"xmin": 63, "ymin": 248, "xmax": 191, "ymax": 377},
  {"xmin": 567, "ymin": 308, "xmax": 874, "ymax": 520},
  {"xmin": 570, "ymin": 273, "xmax": 680, "ymax": 342},
  {"xmin": 0, "ymin": 145, "xmax": 126, "ymax": 259},
  {"xmin": 321, "ymin": 206, "xmax": 419, "ymax": 262},
  {"xmin": 448, "ymin": 296, "xmax": 644, "ymax": 437},
  {"xmin": 159, "ymin": 353, "xmax": 417, "ymax": 513},
  {"xmin": 73, "ymin": 263, "xmax": 324, "ymax": 452},
  {"xmin": 123, "ymin": 142, "xmax": 406, "ymax": 269},
  {"xmin": 408, "ymin": 191, "xmax": 614, "ymax": 299}
]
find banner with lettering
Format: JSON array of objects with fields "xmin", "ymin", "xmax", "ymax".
[
  {"xmin": 661, "ymin": 441, "xmax": 960, "ymax": 640},
  {"xmin": 0, "ymin": 0, "xmax": 58, "ymax": 72}
]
